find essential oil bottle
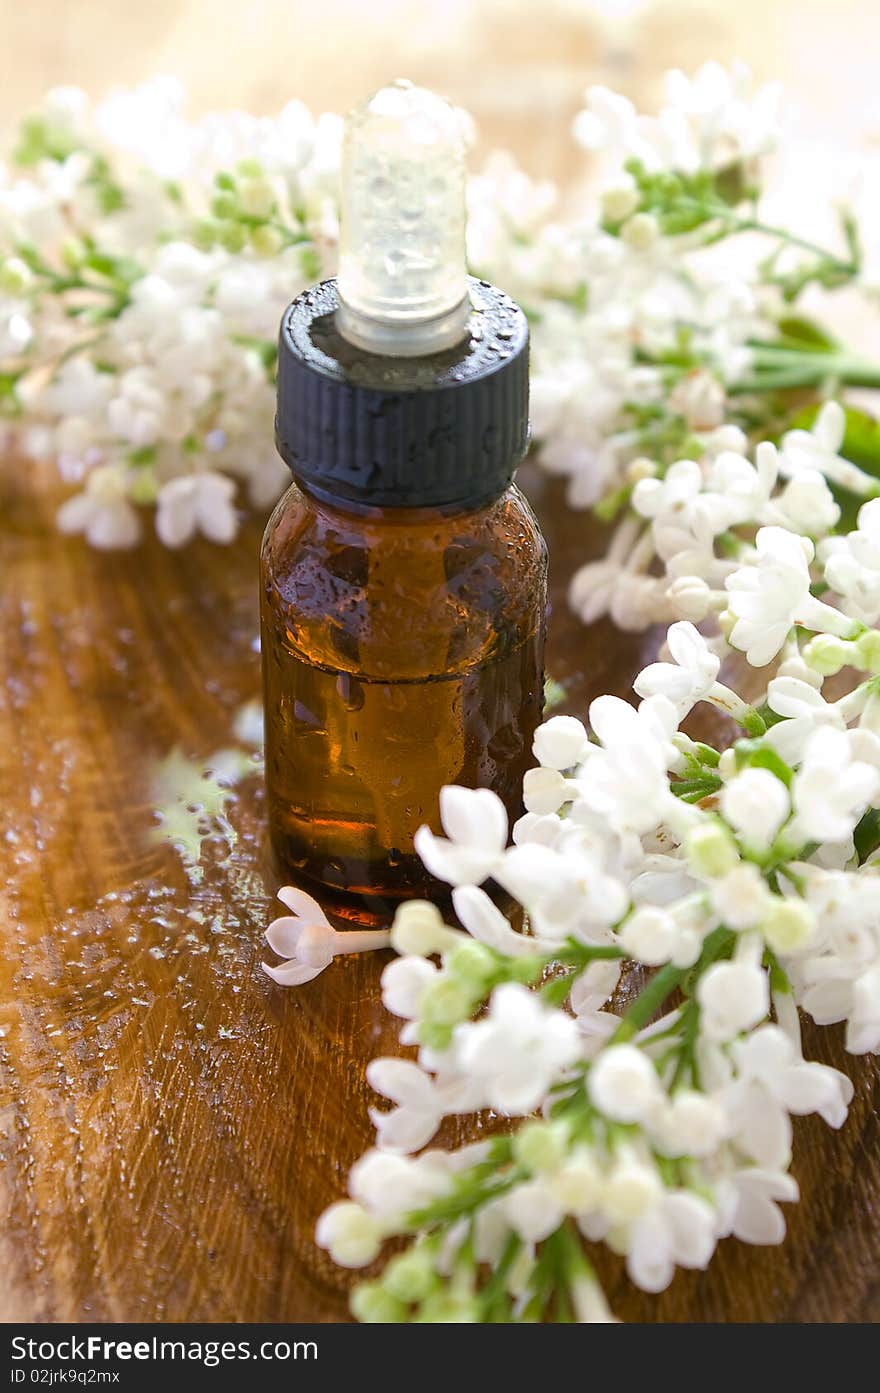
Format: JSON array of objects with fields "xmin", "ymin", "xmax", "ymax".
[{"xmin": 261, "ymin": 80, "xmax": 548, "ymax": 925}]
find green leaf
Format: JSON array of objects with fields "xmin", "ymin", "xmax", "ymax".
[
  {"xmin": 773, "ymin": 315, "xmax": 840, "ymax": 353},
  {"xmin": 854, "ymin": 808, "xmax": 880, "ymax": 865}
]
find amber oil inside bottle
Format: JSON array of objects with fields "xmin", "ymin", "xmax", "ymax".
[{"xmin": 261, "ymin": 479, "xmax": 547, "ymax": 925}]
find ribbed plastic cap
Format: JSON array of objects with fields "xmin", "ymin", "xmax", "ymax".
[{"xmin": 275, "ymin": 277, "xmax": 529, "ymax": 508}]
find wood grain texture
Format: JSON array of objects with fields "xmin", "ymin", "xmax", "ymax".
[{"xmin": 1, "ymin": 457, "xmax": 878, "ymax": 1323}]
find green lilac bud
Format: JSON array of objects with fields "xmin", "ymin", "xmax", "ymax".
[
  {"xmin": 513, "ymin": 1119, "xmax": 569, "ymax": 1175},
  {"xmin": 762, "ymin": 898, "xmax": 815, "ymax": 953},
  {"xmin": 219, "ymin": 222, "xmax": 247, "ymax": 253},
  {"xmin": 803, "ymin": 633, "xmax": 850, "ymax": 676},
  {"xmin": 0, "ymin": 257, "xmax": 32, "ymax": 294},
  {"xmin": 418, "ymin": 975, "xmax": 476, "ymax": 1026},
  {"xmin": 239, "ymin": 177, "xmax": 275, "ymax": 219},
  {"xmin": 417, "ymin": 1020, "xmax": 453, "ymax": 1052},
  {"xmin": 382, "ymin": 1247, "xmax": 437, "ymax": 1303},
  {"xmin": 621, "ymin": 212, "xmax": 660, "ymax": 250},
  {"xmin": 601, "ymin": 184, "xmax": 639, "ymax": 224},
  {"xmin": 210, "ymin": 191, "xmax": 238, "ymax": 220},
  {"xmin": 415, "ymin": 1293, "xmax": 478, "ymax": 1323},
  {"xmin": 446, "ymin": 940, "xmax": 496, "ymax": 990},
  {"xmin": 251, "ymin": 224, "xmax": 284, "ymax": 257},
  {"xmin": 192, "ymin": 219, "xmax": 220, "ymax": 249},
  {"xmin": 235, "ymin": 156, "xmax": 264, "ymax": 178},
  {"xmin": 350, "ymin": 1282, "xmax": 407, "ymax": 1323},
  {"xmin": 390, "ymin": 899, "xmax": 459, "ymax": 957},
  {"xmin": 686, "ymin": 820, "xmax": 739, "ymax": 878},
  {"xmin": 60, "ymin": 237, "xmax": 87, "ymax": 270},
  {"xmin": 508, "ymin": 954, "xmax": 545, "ymax": 985}
]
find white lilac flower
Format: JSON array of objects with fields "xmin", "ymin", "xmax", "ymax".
[
  {"xmin": 390, "ymin": 900, "xmax": 463, "ymax": 958},
  {"xmin": 532, "ymin": 715, "xmax": 590, "ymax": 770},
  {"xmin": 548, "ymin": 1150, "xmax": 604, "ymax": 1216},
  {"xmin": 262, "ymin": 885, "xmax": 390, "ymax": 986},
  {"xmin": 348, "ymin": 1149, "xmax": 456, "ymax": 1225},
  {"xmin": 522, "ymin": 766, "xmax": 574, "ymax": 816},
  {"xmin": 315, "ymin": 1201, "xmax": 383, "ymax": 1268},
  {"xmin": 708, "ymin": 864, "xmax": 773, "ymax": 931},
  {"xmin": 633, "ymin": 621, "xmax": 720, "ymax": 719},
  {"xmin": 649, "ymin": 1091, "xmax": 729, "ymax": 1158},
  {"xmin": 570, "ymin": 959, "xmax": 623, "ymax": 1020},
  {"xmin": 668, "ymin": 371, "xmax": 726, "ymax": 431},
  {"xmin": 725, "ymin": 526, "xmax": 858, "ymax": 666},
  {"xmin": 600, "ymin": 1149, "xmax": 664, "ymax": 1227},
  {"xmin": 848, "ymin": 959, "xmax": 880, "ymax": 1053},
  {"xmin": 452, "ymin": 885, "xmax": 546, "ymax": 957},
  {"xmin": 719, "ymin": 1024, "xmax": 853, "ymax": 1168},
  {"xmin": 790, "ymin": 727, "xmax": 879, "ymax": 844},
  {"xmin": 763, "ymin": 675, "xmax": 847, "ymax": 765},
  {"xmin": 626, "ymin": 1189, "xmax": 718, "ymax": 1293},
  {"xmin": 720, "ymin": 768, "xmax": 790, "ymax": 849},
  {"xmin": 765, "ymin": 469, "xmax": 840, "ymax": 538},
  {"xmin": 724, "ymin": 527, "xmax": 812, "ymax": 665},
  {"xmin": 575, "ymin": 693, "xmax": 686, "ymax": 838},
  {"xmin": 451, "ymin": 982, "xmax": 581, "ymax": 1114},
  {"xmin": 503, "ymin": 1180, "xmax": 563, "ymax": 1244},
  {"xmin": 780, "ymin": 402, "xmax": 880, "ymax": 498},
  {"xmin": 632, "ymin": 459, "xmax": 704, "ymax": 538},
  {"xmin": 659, "ymin": 60, "xmax": 782, "ymax": 167},
  {"xmin": 697, "ymin": 959, "xmax": 770, "ymax": 1042},
  {"xmin": 493, "ymin": 831, "xmax": 628, "ymax": 943},
  {"xmin": 366, "ymin": 1058, "xmax": 475, "ymax": 1155},
  {"xmin": 588, "ymin": 1044, "xmax": 664, "ymax": 1124},
  {"xmin": 661, "ymin": 576, "xmax": 709, "ymax": 627},
  {"xmin": 56, "ymin": 465, "xmax": 141, "ymax": 549},
  {"xmin": 822, "ymin": 498, "xmax": 880, "ymax": 624},
  {"xmin": 381, "ymin": 955, "xmax": 439, "ymax": 1019},
  {"xmin": 413, "ymin": 786, "xmax": 508, "ymax": 887},
  {"xmin": 155, "ymin": 472, "xmax": 238, "ymax": 547},
  {"xmin": 619, "ymin": 902, "xmax": 705, "ymax": 968},
  {"xmin": 574, "ymin": 62, "xmax": 781, "ymax": 175},
  {"xmin": 705, "ymin": 442, "xmax": 776, "ymax": 529},
  {"xmin": 718, "ymin": 1169, "xmax": 799, "ymax": 1245}
]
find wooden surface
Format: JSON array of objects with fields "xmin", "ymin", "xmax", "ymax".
[{"xmin": 1, "ymin": 456, "xmax": 879, "ymax": 1323}]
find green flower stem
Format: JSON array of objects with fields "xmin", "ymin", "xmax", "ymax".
[
  {"xmin": 611, "ymin": 926, "xmax": 735, "ymax": 1044},
  {"xmin": 540, "ymin": 944, "xmax": 626, "ymax": 1005},
  {"xmin": 732, "ymin": 360, "xmax": 880, "ymax": 395},
  {"xmin": 667, "ymin": 197, "xmax": 857, "ymax": 273},
  {"xmin": 610, "ymin": 962, "xmax": 689, "ymax": 1043},
  {"xmin": 478, "ymin": 1232, "xmax": 522, "ymax": 1321}
]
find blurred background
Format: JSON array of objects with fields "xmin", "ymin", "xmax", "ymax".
[{"xmin": 4, "ymin": 0, "xmax": 879, "ymax": 182}]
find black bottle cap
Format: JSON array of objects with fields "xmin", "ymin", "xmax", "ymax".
[{"xmin": 275, "ymin": 277, "xmax": 529, "ymax": 508}]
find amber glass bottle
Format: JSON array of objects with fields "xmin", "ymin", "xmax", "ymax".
[{"xmin": 262, "ymin": 80, "xmax": 548, "ymax": 924}]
